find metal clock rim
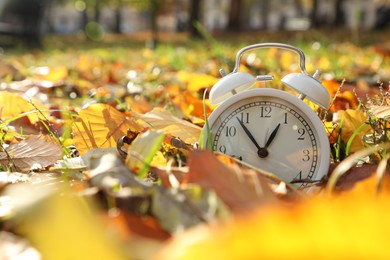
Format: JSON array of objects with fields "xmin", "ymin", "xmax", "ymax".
[{"xmin": 204, "ymin": 88, "xmax": 330, "ymax": 184}]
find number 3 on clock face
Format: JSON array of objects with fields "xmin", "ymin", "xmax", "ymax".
[{"xmin": 205, "ymin": 88, "xmax": 330, "ymax": 188}]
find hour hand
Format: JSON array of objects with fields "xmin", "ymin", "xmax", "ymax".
[{"xmin": 265, "ymin": 123, "xmax": 281, "ymax": 148}]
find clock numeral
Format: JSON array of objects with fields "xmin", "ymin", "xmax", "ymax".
[
  {"xmin": 240, "ymin": 112, "xmax": 249, "ymax": 124},
  {"xmin": 260, "ymin": 106, "xmax": 272, "ymax": 118},
  {"xmin": 297, "ymin": 128, "xmax": 305, "ymax": 140},
  {"xmin": 225, "ymin": 126, "xmax": 237, "ymax": 137},
  {"xmin": 219, "ymin": 145, "xmax": 227, "ymax": 154},
  {"xmin": 294, "ymin": 171, "xmax": 303, "ymax": 181},
  {"xmin": 302, "ymin": 149, "xmax": 310, "ymax": 161}
]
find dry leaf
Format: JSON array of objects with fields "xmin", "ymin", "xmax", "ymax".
[
  {"xmin": 185, "ymin": 150, "xmax": 276, "ymax": 213},
  {"xmin": 72, "ymin": 103, "xmax": 143, "ymax": 155},
  {"xmin": 134, "ymin": 108, "xmax": 201, "ymax": 144},
  {"xmin": 176, "ymin": 71, "xmax": 218, "ymax": 92},
  {"xmin": 0, "ymin": 135, "xmax": 62, "ymax": 172},
  {"xmin": 126, "ymin": 130, "xmax": 165, "ymax": 177},
  {"xmin": 369, "ymin": 105, "xmax": 390, "ymax": 119},
  {"xmin": 0, "ymin": 91, "xmax": 48, "ymax": 123},
  {"xmin": 335, "ymin": 109, "xmax": 372, "ymax": 153}
]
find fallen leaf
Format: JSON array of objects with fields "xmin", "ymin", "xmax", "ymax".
[
  {"xmin": 126, "ymin": 130, "xmax": 165, "ymax": 178},
  {"xmin": 72, "ymin": 103, "xmax": 143, "ymax": 155},
  {"xmin": 369, "ymin": 105, "xmax": 390, "ymax": 119},
  {"xmin": 0, "ymin": 135, "xmax": 62, "ymax": 172},
  {"xmin": 134, "ymin": 108, "xmax": 201, "ymax": 144},
  {"xmin": 176, "ymin": 71, "xmax": 218, "ymax": 92},
  {"xmin": 157, "ymin": 187, "xmax": 390, "ymax": 260},
  {"xmin": 6, "ymin": 184, "xmax": 128, "ymax": 259},
  {"xmin": 335, "ymin": 109, "xmax": 372, "ymax": 153},
  {"xmin": 185, "ymin": 150, "xmax": 276, "ymax": 213},
  {"xmin": 0, "ymin": 91, "xmax": 48, "ymax": 123}
]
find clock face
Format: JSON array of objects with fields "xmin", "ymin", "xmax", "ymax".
[{"xmin": 206, "ymin": 89, "xmax": 329, "ymax": 188}]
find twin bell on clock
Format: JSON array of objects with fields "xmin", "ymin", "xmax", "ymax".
[{"xmin": 204, "ymin": 43, "xmax": 331, "ymax": 188}]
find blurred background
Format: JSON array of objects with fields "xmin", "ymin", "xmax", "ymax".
[{"xmin": 0, "ymin": 0, "xmax": 389, "ymax": 48}]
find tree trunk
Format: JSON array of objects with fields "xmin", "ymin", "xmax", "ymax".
[
  {"xmin": 260, "ymin": 0, "xmax": 269, "ymax": 29},
  {"xmin": 94, "ymin": 0, "xmax": 100, "ymax": 23},
  {"xmin": 334, "ymin": 0, "xmax": 344, "ymax": 26},
  {"xmin": 189, "ymin": 0, "xmax": 201, "ymax": 38},
  {"xmin": 114, "ymin": 1, "xmax": 122, "ymax": 33},
  {"xmin": 149, "ymin": 0, "xmax": 158, "ymax": 48},
  {"xmin": 310, "ymin": 0, "xmax": 319, "ymax": 28},
  {"xmin": 294, "ymin": 0, "xmax": 304, "ymax": 16},
  {"xmin": 227, "ymin": 0, "xmax": 241, "ymax": 31}
]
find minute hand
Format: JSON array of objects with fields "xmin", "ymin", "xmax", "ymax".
[{"xmin": 236, "ymin": 117, "xmax": 262, "ymax": 151}]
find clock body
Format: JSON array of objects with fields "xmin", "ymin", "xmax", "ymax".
[{"xmin": 204, "ymin": 88, "xmax": 330, "ymax": 188}]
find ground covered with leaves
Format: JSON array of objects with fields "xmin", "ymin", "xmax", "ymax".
[{"xmin": 1, "ymin": 31, "xmax": 390, "ymax": 259}]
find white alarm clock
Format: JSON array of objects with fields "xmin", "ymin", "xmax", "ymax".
[{"xmin": 204, "ymin": 43, "xmax": 330, "ymax": 188}]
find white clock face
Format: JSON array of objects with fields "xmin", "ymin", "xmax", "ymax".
[{"xmin": 207, "ymin": 89, "xmax": 329, "ymax": 188}]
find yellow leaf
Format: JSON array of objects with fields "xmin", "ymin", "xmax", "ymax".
[
  {"xmin": 72, "ymin": 103, "xmax": 143, "ymax": 155},
  {"xmin": 19, "ymin": 186, "xmax": 127, "ymax": 260},
  {"xmin": 280, "ymin": 51, "xmax": 294, "ymax": 70},
  {"xmin": 177, "ymin": 71, "xmax": 218, "ymax": 92},
  {"xmin": 43, "ymin": 66, "xmax": 68, "ymax": 82},
  {"xmin": 0, "ymin": 91, "xmax": 48, "ymax": 123},
  {"xmin": 318, "ymin": 56, "xmax": 331, "ymax": 70},
  {"xmin": 337, "ymin": 109, "xmax": 371, "ymax": 153},
  {"xmin": 126, "ymin": 130, "xmax": 165, "ymax": 177},
  {"xmin": 157, "ymin": 192, "xmax": 390, "ymax": 260},
  {"xmin": 134, "ymin": 108, "xmax": 201, "ymax": 144}
]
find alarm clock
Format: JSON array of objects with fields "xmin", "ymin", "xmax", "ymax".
[{"xmin": 204, "ymin": 43, "xmax": 331, "ymax": 188}]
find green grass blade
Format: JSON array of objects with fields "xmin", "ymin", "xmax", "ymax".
[{"xmin": 345, "ymin": 122, "xmax": 367, "ymax": 156}]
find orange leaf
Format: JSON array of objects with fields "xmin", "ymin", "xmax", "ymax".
[{"xmin": 72, "ymin": 104, "xmax": 143, "ymax": 155}]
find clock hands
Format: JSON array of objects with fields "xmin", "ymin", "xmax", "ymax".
[
  {"xmin": 264, "ymin": 123, "xmax": 281, "ymax": 148},
  {"xmin": 257, "ymin": 122, "xmax": 282, "ymax": 157},
  {"xmin": 236, "ymin": 117, "xmax": 262, "ymax": 151},
  {"xmin": 236, "ymin": 117, "xmax": 281, "ymax": 158}
]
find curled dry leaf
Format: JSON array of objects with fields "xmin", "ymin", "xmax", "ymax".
[
  {"xmin": 134, "ymin": 107, "xmax": 201, "ymax": 144},
  {"xmin": 0, "ymin": 135, "xmax": 62, "ymax": 172},
  {"xmin": 72, "ymin": 103, "xmax": 143, "ymax": 155}
]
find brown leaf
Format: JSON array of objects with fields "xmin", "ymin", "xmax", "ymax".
[
  {"xmin": 329, "ymin": 163, "xmax": 376, "ymax": 192},
  {"xmin": 72, "ymin": 104, "xmax": 143, "ymax": 155},
  {"xmin": 101, "ymin": 209, "xmax": 170, "ymax": 241},
  {"xmin": 185, "ymin": 150, "xmax": 276, "ymax": 213},
  {"xmin": 0, "ymin": 135, "xmax": 62, "ymax": 172}
]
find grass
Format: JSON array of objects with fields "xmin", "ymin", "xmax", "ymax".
[{"xmin": 2, "ymin": 29, "xmax": 390, "ymax": 83}]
